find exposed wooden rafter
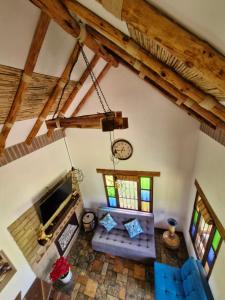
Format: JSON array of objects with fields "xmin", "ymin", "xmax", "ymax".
[
  {"xmin": 25, "ymin": 42, "xmax": 81, "ymax": 145},
  {"xmin": 45, "ymin": 112, "xmax": 128, "ymax": 131},
  {"xmin": 72, "ymin": 62, "xmax": 111, "ymax": 117},
  {"xmin": 29, "ymin": 0, "xmax": 118, "ymax": 67},
  {"xmin": 95, "ymin": 0, "xmax": 225, "ymax": 96},
  {"xmin": 0, "ymin": 12, "xmax": 50, "ymax": 153},
  {"xmin": 63, "ymin": 0, "xmax": 225, "ymax": 124},
  {"xmin": 89, "ymin": 29, "xmax": 225, "ymax": 130}
]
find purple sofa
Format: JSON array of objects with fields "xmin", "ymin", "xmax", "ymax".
[{"xmin": 92, "ymin": 207, "xmax": 156, "ymax": 262}]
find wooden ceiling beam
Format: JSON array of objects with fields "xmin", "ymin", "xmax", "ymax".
[
  {"xmin": 29, "ymin": 0, "xmax": 118, "ymax": 67},
  {"xmin": 46, "ymin": 112, "xmax": 128, "ymax": 131},
  {"xmin": 25, "ymin": 42, "xmax": 81, "ymax": 145},
  {"xmin": 64, "ymin": 0, "xmax": 225, "ymax": 123},
  {"xmin": 72, "ymin": 62, "xmax": 111, "ymax": 117},
  {"xmin": 0, "ymin": 12, "xmax": 50, "ymax": 153},
  {"xmin": 88, "ymin": 30, "xmax": 225, "ymax": 130},
  {"xmin": 96, "ymin": 0, "xmax": 225, "ymax": 95}
]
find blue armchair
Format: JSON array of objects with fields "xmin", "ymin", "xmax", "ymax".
[{"xmin": 154, "ymin": 257, "xmax": 214, "ymax": 300}]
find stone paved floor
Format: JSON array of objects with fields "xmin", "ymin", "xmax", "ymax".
[{"xmin": 56, "ymin": 228, "xmax": 188, "ymax": 300}]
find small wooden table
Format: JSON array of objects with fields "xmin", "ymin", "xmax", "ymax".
[{"xmin": 163, "ymin": 231, "xmax": 180, "ymax": 250}]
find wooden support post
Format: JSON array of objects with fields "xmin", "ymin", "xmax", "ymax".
[
  {"xmin": 96, "ymin": 0, "xmax": 225, "ymax": 95},
  {"xmin": 64, "ymin": 0, "xmax": 225, "ymax": 122},
  {"xmin": 29, "ymin": 0, "xmax": 118, "ymax": 67},
  {"xmin": 72, "ymin": 62, "xmax": 111, "ymax": 117},
  {"xmin": 0, "ymin": 12, "xmax": 50, "ymax": 153},
  {"xmin": 25, "ymin": 42, "xmax": 81, "ymax": 145}
]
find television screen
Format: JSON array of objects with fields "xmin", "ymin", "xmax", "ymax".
[{"xmin": 39, "ymin": 177, "xmax": 72, "ymax": 224}]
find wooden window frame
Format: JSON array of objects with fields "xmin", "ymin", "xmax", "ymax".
[
  {"xmin": 97, "ymin": 169, "xmax": 160, "ymax": 213},
  {"xmin": 189, "ymin": 180, "xmax": 224, "ymax": 279}
]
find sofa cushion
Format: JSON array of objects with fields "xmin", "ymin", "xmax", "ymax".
[
  {"xmin": 181, "ymin": 257, "xmax": 212, "ymax": 300},
  {"xmin": 154, "ymin": 262, "xmax": 185, "ymax": 300},
  {"xmin": 99, "ymin": 213, "xmax": 117, "ymax": 232},
  {"xmin": 98, "ymin": 207, "xmax": 154, "ymax": 235},
  {"xmin": 124, "ymin": 218, "xmax": 143, "ymax": 238}
]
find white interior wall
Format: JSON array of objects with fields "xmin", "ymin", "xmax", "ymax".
[
  {"xmin": 0, "ymin": 139, "xmax": 71, "ymax": 300},
  {"xmin": 66, "ymin": 64, "xmax": 199, "ymax": 230},
  {"xmin": 184, "ymin": 132, "xmax": 225, "ymax": 300}
]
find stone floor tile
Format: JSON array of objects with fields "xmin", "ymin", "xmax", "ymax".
[
  {"xmin": 118, "ymin": 287, "xmax": 126, "ymax": 300},
  {"xmin": 77, "ymin": 275, "xmax": 88, "ymax": 285},
  {"xmin": 71, "ymin": 282, "xmax": 80, "ymax": 300},
  {"xmin": 122, "ymin": 268, "xmax": 128, "ymax": 275},
  {"xmin": 95, "ymin": 284, "xmax": 107, "ymax": 300},
  {"xmin": 84, "ymin": 279, "xmax": 98, "ymax": 298},
  {"xmin": 76, "ymin": 293, "xmax": 88, "ymax": 300},
  {"xmin": 114, "ymin": 257, "xmax": 124, "ymax": 273},
  {"xmin": 102, "ymin": 262, "xmax": 109, "ymax": 276},
  {"xmin": 90, "ymin": 259, "xmax": 103, "ymax": 273},
  {"xmin": 133, "ymin": 264, "xmax": 146, "ymax": 281},
  {"xmin": 107, "ymin": 294, "xmax": 119, "ymax": 300},
  {"xmin": 128, "ymin": 270, "xmax": 133, "ymax": 277},
  {"xmin": 116, "ymin": 273, "xmax": 128, "ymax": 283}
]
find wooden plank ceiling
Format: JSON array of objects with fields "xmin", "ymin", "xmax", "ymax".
[{"xmin": 1, "ymin": 0, "xmax": 225, "ymax": 152}]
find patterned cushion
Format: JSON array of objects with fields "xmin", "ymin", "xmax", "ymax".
[
  {"xmin": 124, "ymin": 218, "xmax": 143, "ymax": 238},
  {"xmin": 99, "ymin": 213, "xmax": 117, "ymax": 232}
]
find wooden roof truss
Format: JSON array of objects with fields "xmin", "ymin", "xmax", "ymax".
[{"xmin": 1, "ymin": 0, "xmax": 225, "ymax": 152}]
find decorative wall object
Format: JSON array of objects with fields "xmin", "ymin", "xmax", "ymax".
[{"xmin": 0, "ymin": 250, "xmax": 16, "ymax": 292}]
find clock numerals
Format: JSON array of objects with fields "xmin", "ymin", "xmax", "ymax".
[{"xmin": 111, "ymin": 139, "xmax": 133, "ymax": 160}]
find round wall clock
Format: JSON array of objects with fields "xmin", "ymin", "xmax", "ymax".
[{"xmin": 111, "ymin": 139, "xmax": 133, "ymax": 160}]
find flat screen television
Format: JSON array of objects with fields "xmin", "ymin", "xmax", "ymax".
[{"xmin": 39, "ymin": 177, "xmax": 72, "ymax": 225}]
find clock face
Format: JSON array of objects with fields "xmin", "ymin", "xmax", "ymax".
[{"xmin": 112, "ymin": 139, "xmax": 133, "ymax": 160}]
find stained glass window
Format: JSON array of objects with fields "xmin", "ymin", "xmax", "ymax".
[
  {"xmin": 103, "ymin": 174, "xmax": 153, "ymax": 212},
  {"xmin": 189, "ymin": 185, "xmax": 223, "ymax": 279}
]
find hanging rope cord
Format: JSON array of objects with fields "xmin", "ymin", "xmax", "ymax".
[
  {"xmin": 81, "ymin": 47, "xmax": 111, "ymax": 114},
  {"xmin": 52, "ymin": 48, "xmax": 80, "ymax": 119}
]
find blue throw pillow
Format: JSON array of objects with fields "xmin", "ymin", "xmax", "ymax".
[
  {"xmin": 124, "ymin": 218, "xmax": 143, "ymax": 238},
  {"xmin": 99, "ymin": 213, "xmax": 117, "ymax": 232}
]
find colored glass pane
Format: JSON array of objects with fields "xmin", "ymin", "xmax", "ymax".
[
  {"xmin": 119, "ymin": 198, "xmax": 124, "ymax": 208},
  {"xmin": 107, "ymin": 186, "xmax": 115, "ymax": 197},
  {"xmin": 105, "ymin": 175, "xmax": 114, "ymax": 186},
  {"xmin": 212, "ymin": 229, "xmax": 221, "ymax": 251},
  {"xmin": 193, "ymin": 210, "xmax": 199, "ymax": 225},
  {"xmin": 141, "ymin": 201, "xmax": 150, "ymax": 212},
  {"xmin": 204, "ymin": 262, "xmax": 210, "ymax": 274},
  {"xmin": 141, "ymin": 190, "xmax": 150, "ymax": 201},
  {"xmin": 141, "ymin": 177, "xmax": 151, "ymax": 189},
  {"xmin": 109, "ymin": 197, "xmax": 117, "ymax": 207},
  {"xmin": 117, "ymin": 180, "xmax": 137, "ymax": 200},
  {"xmin": 207, "ymin": 247, "xmax": 215, "ymax": 267},
  {"xmin": 191, "ymin": 224, "xmax": 196, "ymax": 238}
]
